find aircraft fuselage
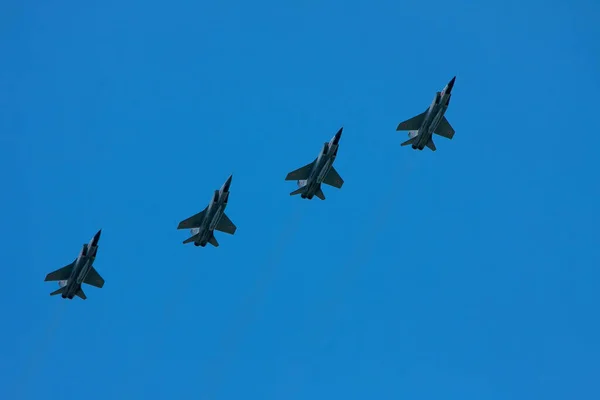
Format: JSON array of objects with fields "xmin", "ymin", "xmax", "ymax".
[
  {"xmin": 192, "ymin": 190, "xmax": 228, "ymax": 246},
  {"xmin": 61, "ymin": 244, "xmax": 97, "ymax": 299},
  {"xmin": 300, "ymin": 139, "xmax": 339, "ymax": 199},
  {"xmin": 412, "ymin": 91, "xmax": 451, "ymax": 150}
]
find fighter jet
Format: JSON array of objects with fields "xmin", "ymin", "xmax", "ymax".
[
  {"xmin": 44, "ymin": 229, "xmax": 105, "ymax": 300},
  {"xmin": 396, "ymin": 76, "xmax": 457, "ymax": 151},
  {"xmin": 285, "ymin": 127, "xmax": 344, "ymax": 200},
  {"xmin": 177, "ymin": 174, "xmax": 237, "ymax": 247}
]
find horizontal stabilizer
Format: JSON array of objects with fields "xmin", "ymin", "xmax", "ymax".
[
  {"xmin": 50, "ymin": 287, "xmax": 66, "ymax": 296},
  {"xmin": 76, "ymin": 288, "xmax": 87, "ymax": 300},
  {"xmin": 83, "ymin": 266, "xmax": 105, "ymax": 288},
  {"xmin": 323, "ymin": 166, "xmax": 344, "ymax": 189},
  {"xmin": 396, "ymin": 110, "xmax": 427, "ymax": 131},
  {"xmin": 315, "ymin": 187, "xmax": 326, "ymax": 200},
  {"xmin": 183, "ymin": 232, "xmax": 201, "ymax": 244},
  {"xmin": 290, "ymin": 186, "xmax": 307, "ymax": 196},
  {"xmin": 215, "ymin": 213, "xmax": 236, "ymax": 235},
  {"xmin": 401, "ymin": 137, "xmax": 417, "ymax": 147},
  {"xmin": 177, "ymin": 207, "xmax": 207, "ymax": 230},
  {"xmin": 434, "ymin": 116, "xmax": 455, "ymax": 139},
  {"xmin": 208, "ymin": 235, "xmax": 219, "ymax": 247},
  {"xmin": 286, "ymin": 160, "xmax": 316, "ymax": 181},
  {"xmin": 45, "ymin": 262, "xmax": 74, "ymax": 282},
  {"xmin": 426, "ymin": 137, "xmax": 436, "ymax": 151}
]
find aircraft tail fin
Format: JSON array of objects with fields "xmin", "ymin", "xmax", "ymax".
[
  {"xmin": 76, "ymin": 288, "xmax": 87, "ymax": 300},
  {"xmin": 50, "ymin": 287, "xmax": 66, "ymax": 296},
  {"xmin": 401, "ymin": 137, "xmax": 417, "ymax": 147},
  {"xmin": 208, "ymin": 234, "xmax": 219, "ymax": 247},
  {"xmin": 315, "ymin": 187, "xmax": 326, "ymax": 200}
]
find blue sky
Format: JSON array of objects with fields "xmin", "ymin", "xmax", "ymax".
[{"xmin": 1, "ymin": 0, "xmax": 599, "ymax": 399}]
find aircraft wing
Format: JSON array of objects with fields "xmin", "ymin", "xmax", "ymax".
[
  {"xmin": 215, "ymin": 213, "xmax": 237, "ymax": 235},
  {"xmin": 285, "ymin": 159, "xmax": 316, "ymax": 181},
  {"xmin": 45, "ymin": 262, "xmax": 75, "ymax": 282},
  {"xmin": 396, "ymin": 110, "xmax": 427, "ymax": 131},
  {"xmin": 177, "ymin": 207, "xmax": 208, "ymax": 230},
  {"xmin": 434, "ymin": 116, "xmax": 455, "ymax": 139},
  {"xmin": 83, "ymin": 266, "xmax": 105, "ymax": 288},
  {"xmin": 323, "ymin": 166, "xmax": 344, "ymax": 188}
]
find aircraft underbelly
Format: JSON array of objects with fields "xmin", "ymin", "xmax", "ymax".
[
  {"xmin": 304, "ymin": 165, "xmax": 321, "ymax": 194},
  {"xmin": 316, "ymin": 159, "xmax": 331, "ymax": 184},
  {"xmin": 304, "ymin": 181, "xmax": 315, "ymax": 195},
  {"xmin": 198, "ymin": 231, "xmax": 208, "ymax": 244},
  {"xmin": 429, "ymin": 105, "xmax": 447, "ymax": 134},
  {"xmin": 64, "ymin": 280, "xmax": 77, "ymax": 296},
  {"xmin": 209, "ymin": 208, "xmax": 223, "ymax": 231},
  {"xmin": 416, "ymin": 128, "xmax": 430, "ymax": 148},
  {"xmin": 76, "ymin": 261, "xmax": 90, "ymax": 284}
]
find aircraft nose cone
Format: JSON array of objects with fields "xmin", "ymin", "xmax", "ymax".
[
  {"xmin": 223, "ymin": 175, "xmax": 233, "ymax": 191},
  {"xmin": 447, "ymin": 76, "xmax": 456, "ymax": 91},
  {"xmin": 333, "ymin": 127, "xmax": 343, "ymax": 143},
  {"xmin": 92, "ymin": 229, "xmax": 102, "ymax": 245}
]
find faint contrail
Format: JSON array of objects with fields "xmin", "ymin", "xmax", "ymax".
[
  {"xmin": 14, "ymin": 302, "xmax": 66, "ymax": 399},
  {"xmin": 319, "ymin": 156, "xmax": 409, "ymax": 328},
  {"xmin": 200, "ymin": 206, "xmax": 303, "ymax": 400},
  {"xmin": 161, "ymin": 254, "xmax": 198, "ymax": 322},
  {"xmin": 293, "ymin": 155, "xmax": 412, "ymax": 388}
]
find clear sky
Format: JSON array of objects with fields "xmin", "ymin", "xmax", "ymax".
[{"xmin": 2, "ymin": 0, "xmax": 599, "ymax": 399}]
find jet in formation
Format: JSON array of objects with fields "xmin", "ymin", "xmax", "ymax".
[
  {"xmin": 177, "ymin": 174, "xmax": 237, "ymax": 247},
  {"xmin": 285, "ymin": 127, "xmax": 344, "ymax": 200},
  {"xmin": 44, "ymin": 229, "xmax": 105, "ymax": 300},
  {"xmin": 396, "ymin": 76, "xmax": 456, "ymax": 151},
  {"xmin": 45, "ymin": 76, "xmax": 459, "ymax": 300}
]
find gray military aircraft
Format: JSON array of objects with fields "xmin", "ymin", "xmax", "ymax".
[
  {"xmin": 285, "ymin": 127, "xmax": 344, "ymax": 200},
  {"xmin": 177, "ymin": 174, "xmax": 237, "ymax": 247},
  {"xmin": 396, "ymin": 76, "xmax": 457, "ymax": 151},
  {"xmin": 44, "ymin": 229, "xmax": 105, "ymax": 300}
]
